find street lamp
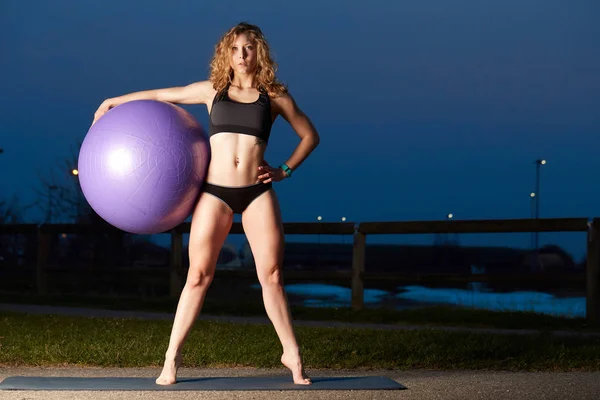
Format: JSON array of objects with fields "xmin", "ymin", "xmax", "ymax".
[
  {"xmin": 534, "ymin": 159, "xmax": 546, "ymax": 219},
  {"xmin": 446, "ymin": 213, "xmax": 455, "ymax": 245},
  {"xmin": 316, "ymin": 215, "xmax": 322, "ymax": 244},
  {"xmin": 534, "ymin": 159, "xmax": 546, "ymax": 252},
  {"xmin": 530, "ymin": 192, "xmax": 536, "ymax": 249},
  {"xmin": 340, "ymin": 216, "xmax": 347, "ymax": 244},
  {"xmin": 439, "ymin": 213, "xmax": 456, "ymax": 269},
  {"xmin": 71, "ymin": 168, "xmax": 81, "ymax": 221}
]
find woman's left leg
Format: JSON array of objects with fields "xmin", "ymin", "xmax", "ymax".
[{"xmin": 241, "ymin": 188, "xmax": 311, "ymax": 385}]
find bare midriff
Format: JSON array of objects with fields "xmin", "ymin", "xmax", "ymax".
[{"xmin": 204, "ymin": 132, "xmax": 266, "ymax": 187}]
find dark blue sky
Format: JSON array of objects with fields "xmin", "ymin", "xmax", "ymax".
[{"xmin": 1, "ymin": 0, "xmax": 598, "ymax": 259}]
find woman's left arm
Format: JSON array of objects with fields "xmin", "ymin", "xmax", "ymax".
[{"xmin": 258, "ymin": 92, "xmax": 320, "ymax": 183}]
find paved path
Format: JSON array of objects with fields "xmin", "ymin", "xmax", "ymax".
[{"xmin": 1, "ymin": 367, "xmax": 599, "ymax": 399}]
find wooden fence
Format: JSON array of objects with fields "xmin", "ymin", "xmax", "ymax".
[{"xmin": 1, "ymin": 217, "xmax": 599, "ymax": 324}]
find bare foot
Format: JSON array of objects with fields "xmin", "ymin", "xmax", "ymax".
[
  {"xmin": 155, "ymin": 352, "xmax": 183, "ymax": 385},
  {"xmin": 281, "ymin": 351, "xmax": 311, "ymax": 385}
]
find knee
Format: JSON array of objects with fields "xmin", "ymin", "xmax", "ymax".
[
  {"xmin": 258, "ymin": 263, "xmax": 283, "ymax": 287},
  {"xmin": 186, "ymin": 266, "xmax": 214, "ymax": 288}
]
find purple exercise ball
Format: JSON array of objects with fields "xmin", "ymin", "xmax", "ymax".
[{"xmin": 78, "ymin": 100, "xmax": 210, "ymax": 234}]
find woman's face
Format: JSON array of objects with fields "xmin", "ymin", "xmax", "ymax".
[{"xmin": 230, "ymin": 33, "xmax": 257, "ymax": 75}]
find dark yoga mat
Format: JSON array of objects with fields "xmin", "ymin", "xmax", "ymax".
[{"xmin": 0, "ymin": 375, "xmax": 405, "ymax": 391}]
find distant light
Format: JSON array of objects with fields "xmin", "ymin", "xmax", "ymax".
[
  {"xmin": 341, "ymin": 217, "xmax": 346, "ymax": 222},
  {"xmin": 447, "ymin": 213, "xmax": 453, "ymax": 219},
  {"xmin": 317, "ymin": 216, "xmax": 322, "ymax": 221},
  {"xmin": 72, "ymin": 169, "xmax": 79, "ymax": 176},
  {"xmin": 541, "ymin": 159, "xmax": 546, "ymax": 165},
  {"xmin": 61, "ymin": 233, "xmax": 67, "ymax": 238},
  {"xmin": 530, "ymin": 192, "xmax": 536, "ymax": 197}
]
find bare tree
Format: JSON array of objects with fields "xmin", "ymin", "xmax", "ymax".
[
  {"xmin": 0, "ymin": 194, "xmax": 25, "ymax": 224},
  {"xmin": 31, "ymin": 142, "xmax": 97, "ymax": 224},
  {"xmin": 0, "ymin": 194, "xmax": 36, "ymax": 266}
]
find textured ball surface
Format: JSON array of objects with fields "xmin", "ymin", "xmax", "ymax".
[{"xmin": 78, "ymin": 100, "xmax": 210, "ymax": 234}]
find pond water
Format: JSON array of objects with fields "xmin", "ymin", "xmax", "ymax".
[{"xmin": 250, "ymin": 283, "xmax": 586, "ymax": 318}]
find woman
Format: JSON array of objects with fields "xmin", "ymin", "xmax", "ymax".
[{"xmin": 92, "ymin": 22, "xmax": 319, "ymax": 385}]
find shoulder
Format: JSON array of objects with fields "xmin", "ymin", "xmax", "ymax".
[
  {"xmin": 189, "ymin": 80, "xmax": 217, "ymax": 103},
  {"xmin": 270, "ymin": 91, "xmax": 301, "ymax": 115},
  {"xmin": 194, "ymin": 80, "xmax": 215, "ymax": 91}
]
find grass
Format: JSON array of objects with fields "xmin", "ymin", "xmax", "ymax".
[{"xmin": 1, "ymin": 311, "xmax": 599, "ymax": 371}]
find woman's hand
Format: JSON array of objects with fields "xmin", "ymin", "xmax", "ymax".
[
  {"xmin": 91, "ymin": 99, "xmax": 115, "ymax": 127},
  {"xmin": 257, "ymin": 160, "xmax": 288, "ymax": 184}
]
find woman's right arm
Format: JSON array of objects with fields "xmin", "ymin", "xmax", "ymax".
[{"xmin": 92, "ymin": 81, "xmax": 214, "ymax": 125}]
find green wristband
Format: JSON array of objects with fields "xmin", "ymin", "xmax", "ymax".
[{"xmin": 280, "ymin": 164, "xmax": 292, "ymax": 178}]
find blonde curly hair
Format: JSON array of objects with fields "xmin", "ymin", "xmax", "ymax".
[{"xmin": 209, "ymin": 22, "xmax": 287, "ymax": 98}]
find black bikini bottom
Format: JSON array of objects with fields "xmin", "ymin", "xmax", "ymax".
[{"xmin": 202, "ymin": 182, "xmax": 272, "ymax": 214}]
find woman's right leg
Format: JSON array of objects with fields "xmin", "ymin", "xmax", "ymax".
[{"xmin": 156, "ymin": 192, "xmax": 233, "ymax": 385}]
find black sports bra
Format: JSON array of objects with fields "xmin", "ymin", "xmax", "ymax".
[{"xmin": 209, "ymin": 84, "xmax": 273, "ymax": 143}]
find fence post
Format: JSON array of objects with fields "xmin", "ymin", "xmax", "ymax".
[
  {"xmin": 351, "ymin": 225, "xmax": 366, "ymax": 311},
  {"xmin": 36, "ymin": 228, "xmax": 48, "ymax": 296},
  {"xmin": 587, "ymin": 218, "xmax": 600, "ymax": 326},
  {"xmin": 170, "ymin": 229, "xmax": 183, "ymax": 298}
]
